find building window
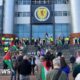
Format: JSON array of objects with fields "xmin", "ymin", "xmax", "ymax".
[
  {"xmin": 32, "ymin": 0, "xmax": 52, "ymax": 4},
  {"xmin": 63, "ymin": 11, "xmax": 70, "ymax": 16},
  {"xmin": 63, "ymin": 11, "xmax": 68, "ymax": 16},
  {"xmin": 14, "ymin": 24, "xmax": 30, "ymax": 38},
  {"xmin": 16, "ymin": 0, "xmax": 31, "ymax": 5},
  {"xmin": 54, "ymin": 0, "xmax": 69, "ymax": 4},
  {"xmin": 55, "ymin": 24, "xmax": 71, "ymax": 38},
  {"xmin": 54, "ymin": 11, "xmax": 62, "ymax": 16},
  {"xmin": 15, "ymin": 12, "xmax": 30, "ymax": 17},
  {"xmin": 16, "ymin": 0, "xmax": 22, "ymax": 5},
  {"xmin": 54, "ymin": 11, "xmax": 70, "ymax": 16}
]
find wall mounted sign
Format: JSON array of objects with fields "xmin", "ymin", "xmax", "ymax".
[{"xmin": 34, "ymin": 6, "xmax": 50, "ymax": 22}]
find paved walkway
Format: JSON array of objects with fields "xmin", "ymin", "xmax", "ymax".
[
  {"xmin": 0, "ymin": 75, "xmax": 10, "ymax": 80},
  {"xmin": 0, "ymin": 75, "xmax": 36, "ymax": 80},
  {"xmin": 0, "ymin": 73, "xmax": 74, "ymax": 80}
]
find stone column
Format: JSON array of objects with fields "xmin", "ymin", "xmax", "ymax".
[
  {"xmin": 70, "ymin": 0, "xmax": 80, "ymax": 33},
  {"xmin": 3, "ymin": 0, "xmax": 14, "ymax": 34}
]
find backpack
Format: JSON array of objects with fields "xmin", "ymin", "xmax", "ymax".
[{"xmin": 53, "ymin": 69, "xmax": 62, "ymax": 80}]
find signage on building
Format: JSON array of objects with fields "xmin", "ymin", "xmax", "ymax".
[
  {"xmin": 31, "ymin": 5, "xmax": 52, "ymax": 24},
  {"xmin": 34, "ymin": 6, "xmax": 50, "ymax": 22}
]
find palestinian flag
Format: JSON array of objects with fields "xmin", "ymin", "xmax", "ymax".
[
  {"xmin": 3, "ymin": 51, "xmax": 12, "ymax": 69},
  {"xmin": 41, "ymin": 61, "xmax": 50, "ymax": 80}
]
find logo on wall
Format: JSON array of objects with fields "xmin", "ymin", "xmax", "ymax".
[{"xmin": 34, "ymin": 6, "xmax": 50, "ymax": 22}]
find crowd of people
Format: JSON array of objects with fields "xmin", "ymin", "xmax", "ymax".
[
  {"xmin": 1, "ymin": 35, "xmax": 80, "ymax": 80},
  {"xmin": 1, "ymin": 35, "xmax": 80, "ymax": 54},
  {"xmin": 2, "ymin": 44, "xmax": 80, "ymax": 80}
]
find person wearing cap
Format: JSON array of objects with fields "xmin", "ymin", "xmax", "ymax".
[
  {"xmin": 18, "ymin": 55, "xmax": 31, "ymax": 80},
  {"xmin": 46, "ymin": 58, "xmax": 67, "ymax": 80}
]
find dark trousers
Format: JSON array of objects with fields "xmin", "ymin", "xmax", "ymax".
[
  {"xmin": 11, "ymin": 70, "xmax": 16, "ymax": 80},
  {"xmin": 31, "ymin": 65, "xmax": 35, "ymax": 75}
]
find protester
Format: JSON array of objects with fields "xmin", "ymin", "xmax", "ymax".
[
  {"xmin": 3, "ymin": 50, "xmax": 12, "ymax": 69},
  {"xmin": 70, "ymin": 55, "xmax": 76, "ymax": 71},
  {"xmin": 17, "ymin": 51, "xmax": 23, "ymax": 80},
  {"xmin": 30, "ymin": 55, "xmax": 36, "ymax": 75},
  {"xmin": 17, "ymin": 51, "xmax": 23, "ymax": 65},
  {"xmin": 46, "ymin": 58, "xmax": 67, "ymax": 80},
  {"xmin": 18, "ymin": 55, "xmax": 31, "ymax": 80},
  {"xmin": 35, "ymin": 56, "xmax": 51, "ymax": 80},
  {"xmin": 60, "ymin": 57, "xmax": 70, "ymax": 80},
  {"xmin": 73, "ymin": 50, "xmax": 80, "ymax": 79},
  {"xmin": 11, "ymin": 53, "xmax": 18, "ymax": 80}
]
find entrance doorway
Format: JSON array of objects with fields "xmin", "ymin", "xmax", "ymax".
[{"xmin": 32, "ymin": 25, "xmax": 53, "ymax": 39}]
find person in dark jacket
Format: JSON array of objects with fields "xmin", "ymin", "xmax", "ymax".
[
  {"xmin": 18, "ymin": 55, "xmax": 31, "ymax": 80},
  {"xmin": 70, "ymin": 55, "xmax": 76, "ymax": 64},
  {"xmin": 70, "ymin": 55, "xmax": 76, "ymax": 71},
  {"xmin": 73, "ymin": 54, "xmax": 80, "ymax": 79},
  {"xmin": 17, "ymin": 52, "xmax": 23, "ymax": 65},
  {"xmin": 73, "ymin": 50, "xmax": 80, "ymax": 79},
  {"xmin": 17, "ymin": 52, "xmax": 23, "ymax": 80},
  {"xmin": 73, "ymin": 64, "xmax": 80, "ymax": 79}
]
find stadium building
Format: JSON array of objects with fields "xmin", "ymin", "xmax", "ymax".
[{"xmin": 0, "ymin": 0, "xmax": 80, "ymax": 39}]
